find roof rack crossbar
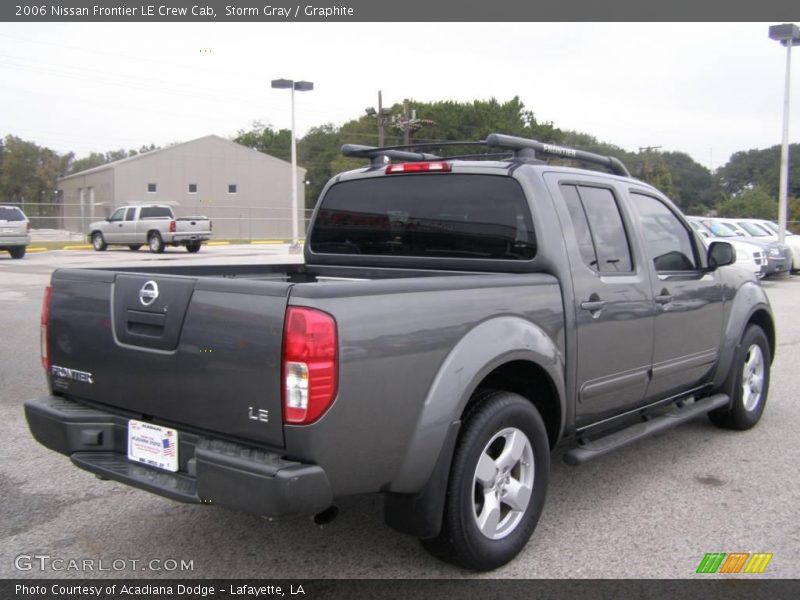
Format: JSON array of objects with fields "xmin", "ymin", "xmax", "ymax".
[
  {"xmin": 341, "ymin": 144, "xmax": 442, "ymax": 167},
  {"xmin": 485, "ymin": 133, "xmax": 631, "ymax": 177}
]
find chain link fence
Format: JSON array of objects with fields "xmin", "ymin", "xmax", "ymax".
[{"xmin": 15, "ymin": 202, "xmax": 315, "ymax": 241}]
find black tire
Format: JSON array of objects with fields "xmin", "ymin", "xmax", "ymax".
[
  {"xmin": 421, "ymin": 390, "xmax": 549, "ymax": 571},
  {"xmin": 9, "ymin": 246, "xmax": 26, "ymax": 259},
  {"xmin": 709, "ymin": 325, "xmax": 771, "ymax": 430},
  {"xmin": 148, "ymin": 232, "xmax": 165, "ymax": 254},
  {"xmin": 186, "ymin": 242, "xmax": 201, "ymax": 253},
  {"xmin": 128, "ymin": 244, "xmax": 142, "ymax": 251},
  {"xmin": 91, "ymin": 232, "xmax": 107, "ymax": 251}
]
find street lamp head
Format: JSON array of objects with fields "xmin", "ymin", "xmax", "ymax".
[
  {"xmin": 365, "ymin": 107, "xmax": 377, "ymax": 116},
  {"xmin": 769, "ymin": 23, "xmax": 800, "ymax": 46},
  {"xmin": 293, "ymin": 81, "xmax": 314, "ymax": 92},
  {"xmin": 271, "ymin": 78, "xmax": 293, "ymax": 89}
]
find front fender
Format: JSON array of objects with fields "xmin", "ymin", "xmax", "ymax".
[
  {"xmin": 712, "ymin": 279, "xmax": 774, "ymax": 390},
  {"xmin": 389, "ymin": 315, "xmax": 565, "ymax": 493}
]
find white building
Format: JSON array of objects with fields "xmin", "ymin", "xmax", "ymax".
[{"xmin": 57, "ymin": 135, "xmax": 306, "ymax": 240}]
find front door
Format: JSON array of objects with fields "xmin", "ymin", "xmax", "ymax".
[{"xmin": 627, "ymin": 190, "xmax": 725, "ymax": 400}]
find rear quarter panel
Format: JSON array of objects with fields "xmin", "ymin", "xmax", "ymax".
[{"xmin": 284, "ymin": 274, "xmax": 565, "ymax": 496}]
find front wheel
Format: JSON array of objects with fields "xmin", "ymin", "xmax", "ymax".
[
  {"xmin": 421, "ymin": 390, "xmax": 549, "ymax": 571},
  {"xmin": 709, "ymin": 325, "xmax": 771, "ymax": 430},
  {"xmin": 148, "ymin": 232, "xmax": 165, "ymax": 254},
  {"xmin": 91, "ymin": 232, "xmax": 107, "ymax": 251}
]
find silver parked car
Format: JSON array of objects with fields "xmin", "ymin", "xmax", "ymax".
[{"xmin": 0, "ymin": 206, "xmax": 31, "ymax": 259}]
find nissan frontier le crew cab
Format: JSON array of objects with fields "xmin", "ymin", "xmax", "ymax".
[{"xmin": 25, "ymin": 134, "xmax": 774, "ymax": 571}]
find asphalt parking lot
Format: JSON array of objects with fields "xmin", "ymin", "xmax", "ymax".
[{"xmin": 1, "ymin": 247, "xmax": 798, "ymax": 579}]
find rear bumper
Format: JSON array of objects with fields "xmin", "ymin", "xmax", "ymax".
[
  {"xmin": 24, "ymin": 396, "xmax": 332, "ymax": 518},
  {"xmin": 0, "ymin": 234, "xmax": 30, "ymax": 247},
  {"xmin": 170, "ymin": 233, "xmax": 212, "ymax": 244}
]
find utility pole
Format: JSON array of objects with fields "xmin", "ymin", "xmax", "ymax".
[
  {"xmin": 403, "ymin": 99, "xmax": 411, "ymax": 146},
  {"xmin": 377, "ymin": 91, "xmax": 385, "ymax": 147},
  {"xmin": 638, "ymin": 145, "xmax": 662, "ymax": 178},
  {"xmin": 365, "ymin": 91, "xmax": 391, "ymax": 146}
]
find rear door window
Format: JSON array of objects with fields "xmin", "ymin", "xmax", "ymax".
[
  {"xmin": 560, "ymin": 184, "xmax": 633, "ymax": 273},
  {"xmin": 310, "ymin": 174, "xmax": 536, "ymax": 260}
]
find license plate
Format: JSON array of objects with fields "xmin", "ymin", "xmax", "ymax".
[{"xmin": 127, "ymin": 419, "xmax": 179, "ymax": 472}]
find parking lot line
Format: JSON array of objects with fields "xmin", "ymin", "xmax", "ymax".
[{"xmin": 63, "ymin": 244, "xmax": 93, "ymax": 250}]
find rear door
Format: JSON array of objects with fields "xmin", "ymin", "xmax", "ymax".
[
  {"xmin": 546, "ymin": 174, "xmax": 656, "ymax": 426},
  {"xmin": 627, "ymin": 189, "xmax": 725, "ymax": 400},
  {"xmin": 0, "ymin": 206, "xmax": 28, "ymax": 240}
]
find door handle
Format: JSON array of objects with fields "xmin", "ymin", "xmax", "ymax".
[
  {"xmin": 655, "ymin": 290, "xmax": 673, "ymax": 305},
  {"xmin": 580, "ymin": 300, "xmax": 607, "ymax": 311}
]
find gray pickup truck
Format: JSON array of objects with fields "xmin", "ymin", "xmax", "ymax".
[
  {"xmin": 25, "ymin": 134, "xmax": 774, "ymax": 571},
  {"xmin": 88, "ymin": 204, "xmax": 211, "ymax": 253}
]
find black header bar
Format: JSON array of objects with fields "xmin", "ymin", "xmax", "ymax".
[{"xmin": 3, "ymin": 0, "xmax": 800, "ymax": 22}]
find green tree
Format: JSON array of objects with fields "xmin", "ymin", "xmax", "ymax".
[
  {"xmin": 234, "ymin": 122, "xmax": 292, "ymax": 162},
  {"xmin": 716, "ymin": 186, "xmax": 777, "ymax": 220},
  {"xmin": 716, "ymin": 144, "xmax": 800, "ymax": 198},
  {"xmin": 0, "ymin": 135, "xmax": 67, "ymax": 219},
  {"xmin": 298, "ymin": 124, "xmax": 344, "ymax": 206}
]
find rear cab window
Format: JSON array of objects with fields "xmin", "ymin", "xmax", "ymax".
[
  {"xmin": 309, "ymin": 174, "xmax": 536, "ymax": 260},
  {"xmin": 140, "ymin": 206, "xmax": 173, "ymax": 219}
]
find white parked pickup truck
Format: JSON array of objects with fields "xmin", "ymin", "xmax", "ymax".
[{"xmin": 88, "ymin": 205, "xmax": 212, "ymax": 254}]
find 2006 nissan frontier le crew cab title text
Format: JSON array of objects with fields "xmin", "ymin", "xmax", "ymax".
[{"xmin": 25, "ymin": 134, "xmax": 774, "ymax": 571}]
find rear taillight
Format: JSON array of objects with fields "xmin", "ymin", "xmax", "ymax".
[
  {"xmin": 282, "ymin": 307, "xmax": 338, "ymax": 424},
  {"xmin": 385, "ymin": 161, "xmax": 451, "ymax": 174},
  {"xmin": 27, "ymin": 222, "xmax": 32, "ymax": 232},
  {"xmin": 169, "ymin": 220, "xmax": 176, "ymax": 233},
  {"xmin": 209, "ymin": 220, "xmax": 213, "ymax": 231},
  {"xmin": 41, "ymin": 286, "xmax": 52, "ymax": 370}
]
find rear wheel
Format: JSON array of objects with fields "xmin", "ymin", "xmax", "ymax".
[
  {"xmin": 9, "ymin": 246, "xmax": 26, "ymax": 259},
  {"xmin": 128, "ymin": 244, "xmax": 142, "ymax": 251},
  {"xmin": 91, "ymin": 232, "xmax": 107, "ymax": 251},
  {"xmin": 422, "ymin": 390, "xmax": 549, "ymax": 571},
  {"xmin": 186, "ymin": 242, "xmax": 201, "ymax": 253},
  {"xmin": 709, "ymin": 325, "xmax": 770, "ymax": 430},
  {"xmin": 148, "ymin": 232, "xmax": 165, "ymax": 254}
]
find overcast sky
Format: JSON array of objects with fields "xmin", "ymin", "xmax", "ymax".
[{"xmin": 1, "ymin": 22, "xmax": 797, "ymax": 170}]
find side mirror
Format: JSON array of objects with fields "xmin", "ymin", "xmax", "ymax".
[{"xmin": 707, "ymin": 241, "xmax": 735, "ymax": 270}]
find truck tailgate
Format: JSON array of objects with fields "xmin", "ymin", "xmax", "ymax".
[
  {"xmin": 176, "ymin": 217, "xmax": 210, "ymax": 233},
  {"xmin": 47, "ymin": 269, "xmax": 289, "ymax": 447}
]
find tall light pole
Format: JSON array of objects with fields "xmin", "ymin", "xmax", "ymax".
[
  {"xmin": 768, "ymin": 24, "xmax": 800, "ymax": 244},
  {"xmin": 271, "ymin": 78, "xmax": 313, "ymax": 252}
]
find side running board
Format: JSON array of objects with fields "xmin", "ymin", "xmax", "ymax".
[{"xmin": 564, "ymin": 393, "xmax": 730, "ymax": 466}]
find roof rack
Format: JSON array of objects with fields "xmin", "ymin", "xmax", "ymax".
[
  {"xmin": 341, "ymin": 134, "xmax": 631, "ymax": 177},
  {"xmin": 485, "ymin": 134, "xmax": 631, "ymax": 177}
]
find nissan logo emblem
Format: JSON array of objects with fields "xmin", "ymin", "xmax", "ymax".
[{"xmin": 139, "ymin": 280, "xmax": 159, "ymax": 307}]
